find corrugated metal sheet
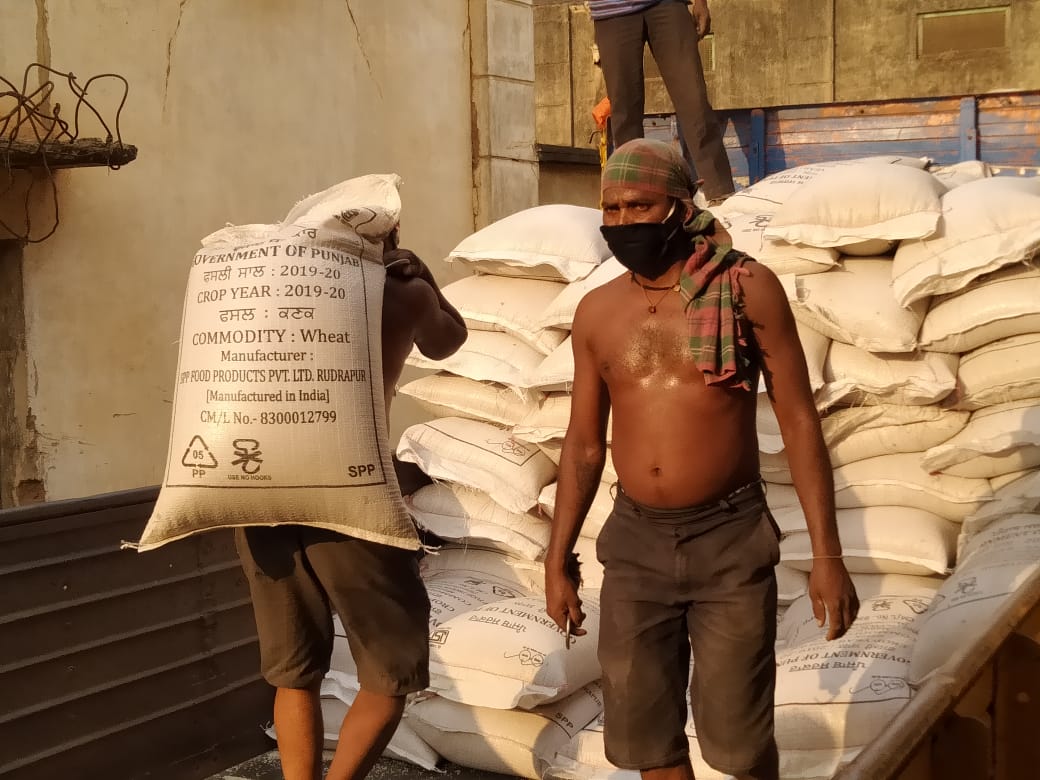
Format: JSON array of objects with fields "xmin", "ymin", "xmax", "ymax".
[
  {"xmin": 645, "ymin": 90, "xmax": 1040, "ymax": 184},
  {"xmin": 0, "ymin": 488, "xmax": 273, "ymax": 780}
]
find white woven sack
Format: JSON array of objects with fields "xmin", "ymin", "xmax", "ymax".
[
  {"xmin": 717, "ymin": 211, "xmax": 838, "ymax": 276},
  {"xmin": 777, "ymin": 575, "xmax": 940, "ymax": 646},
  {"xmin": 427, "ymin": 593, "xmax": 602, "ymax": 709},
  {"xmin": 407, "ymin": 483, "xmax": 550, "ymax": 561},
  {"xmin": 781, "ymin": 259, "xmax": 928, "ymax": 353},
  {"xmin": 538, "ymin": 257, "xmax": 627, "ymax": 331},
  {"xmin": 760, "ymin": 450, "xmax": 793, "ymax": 484},
  {"xmin": 572, "ymin": 536, "xmax": 607, "ymax": 589},
  {"xmin": 138, "ymin": 174, "xmax": 415, "ymax": 552},
  {"xmin": 765, "ymin": 163, "xmax": 945, "ymax": 248},
  {"xmin": 820, "ymin": 405, "xmax": 969, "ymax": 467},
  {"xmin": 948, "ymin": 333, "xmax": 1040, "ymax": 411},
  {"xmin": 910, "ymin": 513, "xmax": 1040, "ymax": 684},
  {"xmin": 419, "ymin": 545, "xmax": 545, "ymax": 593},
  {"xmin": 538, "ymin": 480, "xmax": 616, "ymax": 540},
  {"xmin": 817, "ymin": 342, "xmax": 958, "ymax": 410},
  {"xmin": 796, "ymin": 321, "xmax": 830, "ymax": 392},
  {"xmin": 442, "ymin": 274, "xmax": 568, "ymax": 355},
  {"xmin": 396, "ymin": 417, "xmax": 557, "ymax": 514},
  {"xmin": 446, "ymin": 205, "xmax": 611, "ymax": 282},
  {"xmin": 927, "ymin": 160, "xmax": 992, "ymax": 189},
  {"xmin": 780, "ymin": 505, "xmax": 957, "ymax": 576},
  {"xmin": 515, "ymin": 392, "xmax": 614, "ymax": 444},
  {"xmin": 960, "ymin": 470, "xmax": 1040, "ymax": 547},
  {"xmin": 765, "ymin": 482, "xmax": 800, "ymax": 513},
  {"xmin": 526, "ymin": 336, "xmax": 576, "ymax": 391},
  {"xmin": 407, "ymin": 683, "xmax": 604, "ymax": 780},
  {"xmin": 777, "ymin": 565, "xmax": 810, "ymax": 605},
  {"xmin": 398, "ymin": 373, "xmax": 542, "ymax": 428},
  {"xmin": 921, "ymin": 399, "xmax": 1040, "ymax": 479},
  {"xmin": 549, "ymin": 717, "xmax": 861, "ymax": 780},
  {"xmin": 774, "ymin": 594, "xmax": 926, "ymax": 752},
  {"xmin": 406, "ymin": 330, "xmax": 544, "ymax": 388},
  {"xmin": 892, "ymin": 176, "xmax": 1040, "ymax": 307},
  {"xmin": 832, "ymin": 452, "xmax": 992, "ymax": 521},
  {"xmin": 919, "ymin": 264, "xmax": 1040, "ymax": 354},
  {"xmin": 717, "ymin": 156, "xmax": 929, "ymax": 216}
]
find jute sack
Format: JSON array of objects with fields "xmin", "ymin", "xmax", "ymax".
[
  {"xmin": 397, "ymin": 373, "xmax": 542, "ymax": 428},
  {"xmin": 817, "ymin": 342, "xmax": 958, "ymax": 410},
  {"xmin": 918, "ymin": 264, "xmax": 1040, "ymax": 354},
  {"xmin": 717, "ymin": 211, "xmax": 838, "ymax": 276},
  {"xmin": 921, "ymin": 398, "xmax": 1040, "ymax": 479},
  {"xmin": 910, "ymin": 513, "xmax": 1040, "ymax": 684},
  {"xmin": 892, "ymin": 176, "xmax": 1040, "ymax": 307},
  {"xmin": 779, "ymin": 505, "xmax": 957, "ymax": 576},
  {"xmin": 441, "ymin": 274, "xmax": 568, "ymax": 355},
  {"xmin": 407, "ymin": 482, "xmax": 550, "ymax": 561},
  {"xmin": 832, "ymin": 452, "xmax": 993, "ymax": 521},
  {"xmin": 396, "ymin": 417, "xmax": 557, "ymax": 514},
  {"xmin": 136, "ymin": 174, "xmax": 414, "ymax": 551},
  {"xmin": 538, "ymin": 257, "xmax": 626, "ymax": 331},
  {"xmin": 407, "ymin": 683, "xmax": 604, "ymax": 780},
  {"xmin": 774, "ymin": 593, "xmax": 927, "ymax": 752},
  {"xmin": 947, "ymin": 333, "xmax": 1040, "ymax": 411},
  {"xmin": 427, "ymin": 593, "xmax": 602, "ymax": 710},
  {"xmin": 717, "ymin": 155, "xmax": 929, "ymax": 216},
  {"xmin": 406, "ymin": 329, "xmax": 544, "ymax": 388},
  {"xmin": 765, "ymin": 163, "xmax": 945, "ymax": 249},
  {"xmin": 538, "ymin": 480, "xmax": 616, "ymax": 541},
  {"xmin": 446, "ymin": 205, "xmax": 612, "ymax": 282},
  {"xmin": 515, "ymin": 392, "xmax": 614, "ymax": 444},
  {"xmin": 820, "ymin": 405, "xmax": 969, "ymax": 468},
  {"xmin": 781, "ymin": 259, "xmax": 929, "ymax": 353}
]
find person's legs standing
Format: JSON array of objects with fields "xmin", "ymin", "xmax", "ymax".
[
  {"xmin": 236, "ymin": 526, "xmax": 333, "ymax": 780},
  {"xmin": 644, "ymin": 1, "xmax": 735, "ymax": 199},
  {"xmin": 306, "ymin": 529, "xmax": 430, "ymax": 780},
  {"xmin": 594, "ymin": 11, "xmax": 649, "ymax": 146}
]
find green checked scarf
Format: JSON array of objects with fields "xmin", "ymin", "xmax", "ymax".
[
  {"xmin": 601, "ymin": 139, "xmax": 756, "ymax": 391},
  {"xmin": 680, "ymin": 210, "xmax": 756, "ymax": 391}
]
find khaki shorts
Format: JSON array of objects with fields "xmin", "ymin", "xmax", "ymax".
[
  {"xmin": 596, "ymin": 480, "xmax": 779, "ymax": 776},
  {"xmin": 236, "ymin": 525, "xmax": 430, "ymax": 695}
]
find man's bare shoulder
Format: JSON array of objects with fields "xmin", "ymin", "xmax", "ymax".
[{"xmin": 575, "ymin": 273, "xmax": 631, "ymax": 320}]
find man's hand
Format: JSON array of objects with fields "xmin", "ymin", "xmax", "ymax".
[
  {"xmin": 545, "ymin": 566, "xmax": 587, "ymax": 640},
  {"xmin": 383, "ymin": 248, "xmax": 428, "ymax": 280},
  {"xmin": 692, "ymin": 0, "xmax": 711, "ymax": 38},
  {"xmin": 809, "ymin": 558, "xmax": 859, "ymax": 641}
]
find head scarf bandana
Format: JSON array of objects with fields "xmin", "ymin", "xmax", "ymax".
[{"xmin": 602, "ymin": 139, "xmax": 755, "ymax": 391}]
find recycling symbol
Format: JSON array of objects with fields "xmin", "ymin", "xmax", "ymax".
[{"xmin": 181, "ymin": 435, "xmax": 218, "ymax": 469}]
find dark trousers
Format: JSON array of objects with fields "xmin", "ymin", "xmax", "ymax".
[{"xmin": 594, "ymin": 0, "xmax": 735, "ymax": 199}]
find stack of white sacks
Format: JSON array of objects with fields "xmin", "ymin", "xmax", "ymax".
[{"xmin": 321, "ymin": 162, "xmax": 1040, "ymax": 779}]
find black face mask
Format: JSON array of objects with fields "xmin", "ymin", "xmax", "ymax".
[{"xmin": 600, "ymin": 201, "xmax": 693, "ymax": 281}]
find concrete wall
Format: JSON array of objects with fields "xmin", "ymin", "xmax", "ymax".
[{"xmin": 0, "ymin": 0, "xmax": 528, "ymax": 504}]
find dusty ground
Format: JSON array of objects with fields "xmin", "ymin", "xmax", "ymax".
[{"xmin": 208, "ymin": 750, "xmax": 520, "ymax": 780}]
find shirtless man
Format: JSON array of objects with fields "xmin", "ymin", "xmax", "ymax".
[
  {"xmin": 236, "ymin": 238, "xmax": 466, "ymax": 780},
  {"xmin": 544, "ymin": 139, "xmax": 858, "ymax": 780}
]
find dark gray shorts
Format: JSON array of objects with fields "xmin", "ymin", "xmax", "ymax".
[
  {"xmin": 595, "ymin": 480, "xmax": 779, "ymax": 775},
  {"xmin": 236, "ymin": 525, "xmax": 430, "ymax": 695}
]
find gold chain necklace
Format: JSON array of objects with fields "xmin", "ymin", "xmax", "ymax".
[{"xmin": 632, "ymin": 273, "xmax": 680, "ymax": 314}]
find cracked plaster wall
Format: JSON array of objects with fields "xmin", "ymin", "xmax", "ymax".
[{"xmin": 1, "ymin": 0, "xmax": 476, "ymax": 500}]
